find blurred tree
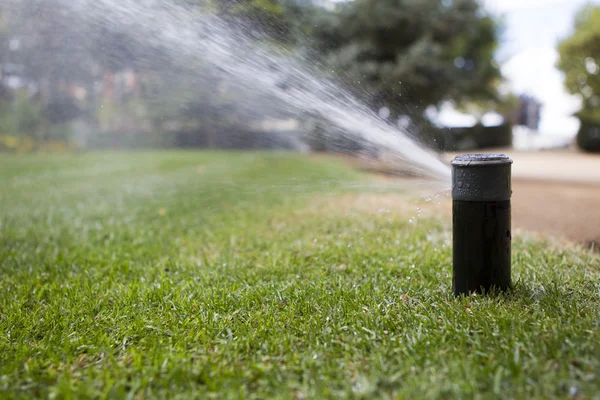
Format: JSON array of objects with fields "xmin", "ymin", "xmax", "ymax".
[
  {"xmin": 0, "ymin": 8, "xmax": 12, "ymax": 102},
  {"xmin": 309, "ymin": 0, "xmax": 501, "ymax": 118},
  {"xmin": 557, "ymin": 5, "xmax": 600, "ymax": 151},
  {"xmin": 1, "ymin": 0, "xmax": 503, "ymax": 151},
  {"xmin": 216, "ymin": 0, "xmax": 314, "ymax": 45},
  {"xmin": 1, "ymin": 0, "xmax": 91, "ymax": 139}
]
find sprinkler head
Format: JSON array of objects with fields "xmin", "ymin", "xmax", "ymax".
[{"xmin": 451, "ymin": 154, "xmax": 512, "ymax": 296}]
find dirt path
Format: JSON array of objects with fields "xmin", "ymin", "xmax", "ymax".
[
  {"xmin": 346, "ymin": 150, "xmax": 600, "ymax": 248},
  {"xmin": 511, "ymin": 179, "xmax": 600, "ymax": 248},
  {"xmin": 444, "ymin": 149, "xmax": 600, "ymax": 184},
  {"xmin": 445, "ymin": 150, "xmax": 600, "ymax": 248}
]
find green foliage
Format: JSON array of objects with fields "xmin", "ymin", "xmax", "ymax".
[
  {"xmin": 0, "ymin": 0, "xmax": 503, "ymax": 150},
  {"xmin": 0, "ymin": 91, "xmax": 42, "ymax": 138},
  {"xmin": 237, "ymin": 0, "xmax": 285, "ymax": 16},
  {"xmin": 0, "ymin": 4, "xmax": 11, "ymax": 66},
  {"xmin": 557, "ymin": 5, "xmax": 600, "ymax": 117},
  {"xmin": 557, "ymin": 5, "xmax": 600, "ymax": 150},
  {"xmin": 310, "ymin": 0, "xmax": 501, "ymax": 115},
  {"xmin": 218, "ymin": 0, "xmax": 293, "ymax": 42},
  {"xmin": 45, "ymin": 122, "xmax": 73, "ymax": 143},
  {"xmin": 1, "ymin": 152, "xmax": 599, "ymax": 398}
]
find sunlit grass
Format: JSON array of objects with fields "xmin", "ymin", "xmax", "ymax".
[{"xmin": 1, "ymin": 151, "xmax": 599, "ymax": 399}]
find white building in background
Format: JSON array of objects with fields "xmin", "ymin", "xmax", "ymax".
[
  {"xmin": 426, "ymin": 100, "xmax": 571, "ymax": 150},
  {"xmin": 426, "ymin": 102, "xmax": 505, "ymax": 129}
]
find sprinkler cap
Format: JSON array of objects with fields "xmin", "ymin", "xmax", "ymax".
[{"xmin": 451, "ymin": 154, "xmax": 512, "ymax": 202}]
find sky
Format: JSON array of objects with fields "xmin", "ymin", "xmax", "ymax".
[
  {"xmin": 423, "ymin": 0, "xmax": 599, "ymax": 136},
  {"xmin": 481, "ymin": 0, "xmax": 599, "ymax": 136}
]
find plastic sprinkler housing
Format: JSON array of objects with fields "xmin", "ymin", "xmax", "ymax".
[{"xmin": 451, "ymin": 154, "xmax": 513, "ymax": 296}]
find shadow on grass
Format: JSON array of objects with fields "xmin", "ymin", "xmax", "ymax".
[{"xmin": 452, "ymin": 279, "xmax": 596, "ymax": 311}]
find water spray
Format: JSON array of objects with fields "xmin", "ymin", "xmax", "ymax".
[
  {"xmin": 48, "ymin": 0, "xmax": 450, "ymax": 181},
  {"xmin": 451, "ymin": 154, "xmax": 512, "ymax": 296}
]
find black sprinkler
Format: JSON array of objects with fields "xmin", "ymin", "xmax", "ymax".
[{"xmin": 451, "ymin": 154, "xmax": 513, "ymax": 296}]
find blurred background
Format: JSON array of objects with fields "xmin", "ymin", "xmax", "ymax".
[{"xmin": 1, "ymin": 0, "xmax": 600, "ymax": 154}]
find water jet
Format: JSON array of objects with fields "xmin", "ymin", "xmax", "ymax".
[{"xmin": 451, "ymin": 154, "xmax": 512, "ymax": 296}]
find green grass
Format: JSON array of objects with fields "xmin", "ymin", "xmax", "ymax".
[{"xmin": 0, "ymin": 151, "xmax": 599, "ymax": 399}]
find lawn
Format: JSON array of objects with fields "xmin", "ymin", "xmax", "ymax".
[{"xmin": 0, "ymin": 151, "xmax": 599, "ymax": 399}]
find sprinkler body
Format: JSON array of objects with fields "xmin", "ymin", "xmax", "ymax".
[{"xmin": 451, "ymin": 154, "xmax": 512, "ymax": 296}]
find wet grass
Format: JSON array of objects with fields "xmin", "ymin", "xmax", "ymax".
[{"xmin": 0, "ymin": 151, "xmax": 599, "ymax": 399}]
